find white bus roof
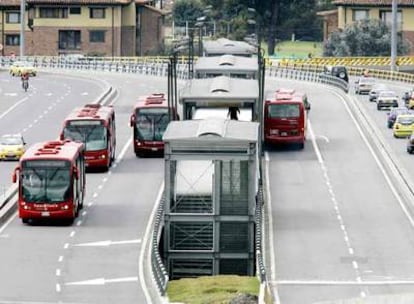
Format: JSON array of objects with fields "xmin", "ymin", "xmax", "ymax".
[
  {"xmin": 179, "ymin": 76, "xmax": 259, "ymax": 104},
  {"xmin": 194, "ymin": 55, "xmax": 258, "ymax": 76},
  {"xmin": 163, "ymin": 118, "xmax": 259, "ymax": 143},
  {"xmin": 203, "ymin": 38, "xmax": 256, "ymax": 56}
]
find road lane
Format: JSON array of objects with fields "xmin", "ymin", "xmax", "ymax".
[
  {"xmin": 0, "ymin": 71, "xmax": 106, "ymax": 191},
  {"xmin": 0, "ymin": 72, "xmax": 168, "ymax": 303},
  {"xmin": 266, "ymin": 79, "xmax": 414, "ymax": 303}
]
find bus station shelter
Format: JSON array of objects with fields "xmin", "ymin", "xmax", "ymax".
[
  {"xmin": 194, "ymin": 54, "xmax": 259, "ymax": 79},
  {"xmin": 162, "ymin": 118, "xmax": 259, "ymax": 279},
  {"xmin": 179, "ymin": 75, "xmax": 260, "ymax": 121},
  {"xmin": 202, "ymin": 38, "xmax": 256, "ymax": 57}
]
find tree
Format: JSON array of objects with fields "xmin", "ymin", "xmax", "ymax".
[
  {"xmin": 172, "ymin": 0, "xmax": 205, "ymax": 27},
  {"xmin": 324, "ymin": 19, "xmax": 410, "ymax": 56}
]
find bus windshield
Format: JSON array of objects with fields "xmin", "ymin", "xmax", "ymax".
[
  {"xmin": 21, "ymin": 161, "xmax": 71, "ymax": 203},
  {"xmin": 135, "ymin": 108, "xmax": 169, "ymax": 141},
  {"xmin": 63, "ymin": 122, "xmax": 107, "ymax": 151},
  {"xmin": 268, "ymin": 104, "xmax": 300, "ymax": 118}
]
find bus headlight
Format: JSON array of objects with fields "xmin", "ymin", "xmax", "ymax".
[
  {"xmin": 100, "ymin": 154, "xmax": 106, "ymax": 159},
  {"xmin": 61, "ymin": 205, "xmax": 69, "ymax": 210}
]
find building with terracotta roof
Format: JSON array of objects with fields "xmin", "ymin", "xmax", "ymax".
[
  {"xmin": 319, "ymin": 0, "xmax": 414, "ymax": 54},
  {"xmin": 0, "ymin": 0, "xmax": 166, "ymax": 56}
]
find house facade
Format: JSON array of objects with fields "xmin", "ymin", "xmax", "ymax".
[
  {"xmin": 320, "ymin": 0, "xmax": 414, "ymax": 54},
  {"xmin": 0, "ymin": 0, "xmax": 165, "ymax": 56}
]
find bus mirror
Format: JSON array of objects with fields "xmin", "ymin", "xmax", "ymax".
[
  {"xmin": 130, "ymin": 114, "xmax": 136, "ymax": 127},
  {"xmin": 12, "ymin": 166, "xmax": 20, "ymax": 183},
  {"xmin": 73, "ymin": 166, "xmax": 79, "ymax": 180},
  {"xmin": 306, "ymin": 104, "xmax": 311, "ymax": 111}
]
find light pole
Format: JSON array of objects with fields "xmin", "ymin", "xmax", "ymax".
[
  {"xmin": 391, "ymin": 0, "xmax": 397, "ymax": 71},
  {"xmin": 20, "ymin": 0, "xmax": 25, "ymax": 57}
]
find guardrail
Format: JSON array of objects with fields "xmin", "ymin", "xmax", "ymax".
[
  {"xmin": 276, "ymin": 55, "xmax": 414, "ymax": 68},
  {"xmin": 151, "ymin": 192, "xmax": 169, "ymax": 296}
]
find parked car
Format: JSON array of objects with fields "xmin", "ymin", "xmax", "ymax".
[
  {"xmin": 0, "ymin": 134, "xmax": 26, "ymax": 160},
  {"xmin": 393, "ymin": 114, "xmax": 414, "ymax": 138},
  {"xmin": 323, "ymin": 65, "xmax": 349, "ymax": 83},
  {"xmin": 369, "ymin": 83, "xmax": 389, "ymax": 102},
  {"xmin": 377, "ymin": 90, "xmax": 399, "ymax": 110},
  {"xmin": 355, "ymin": 76, "xmax": 376, "ymax": 95},
  {"xmin": 9, "ymin": 61, "xmax": 37, "ymax": 77},
  {"xmin": 387, "ymin": 107, "xmax": 412, "ymax": 128}
]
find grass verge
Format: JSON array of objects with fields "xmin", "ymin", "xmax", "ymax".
[
  {"xmin": 269, "ymin": 40, "xmax": 323, "ymax": 59},
  {"xmin": 167, "ymin": 275, "xmax": 260, "ymax": 304}
]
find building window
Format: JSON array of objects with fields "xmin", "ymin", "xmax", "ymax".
[
  {"xmin": 90, "ymin": 30, "xmax": 105, "ymax": 43},
  {"xmin": 70, "ymin": 7, "xmax": 81, "ymax": 15},
  {"xmin": 380, "ymin": 10, "xmax": 402, "ymax": 29},
  {"xmin": 6, "ymin": 34, "xmax": 20, "ymax": 46},
  {"xmin": 59, "ymin": 30, "xmax": 81, "ymax": 50},
  {"xmin": 6, "ymin": 12, "xmax": 20, "ymax": 23},
  {"xmin": 39, "ymin": 7, "xmax": 68, "ymax": 18},
  {"xmin": 352, "ymin": 9, "xmax": 369, "ymax": 22},
  {"xmin": 90, "ymin": 7, "xmax": 105, "ymax": 19}
]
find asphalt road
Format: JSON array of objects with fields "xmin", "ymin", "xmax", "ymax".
[
  {"xmin": 266, "ymin": 78, "xmax": 414, "ymax": 303},
  {"xmin": 0, "ymin": 70, "xmax": 169, "ymax": 304},
  {"xmin": 2, "ymin": 69, "xmax": 414, "ymax": 304}
]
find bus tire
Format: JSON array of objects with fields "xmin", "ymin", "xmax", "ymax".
[
  {"xmin": 22, "ymin": 218, "xmax": 29, "ymax": 224},
  {"xmin": 298, "ymin": 142, "xmax": 304, "ymax": 149}
]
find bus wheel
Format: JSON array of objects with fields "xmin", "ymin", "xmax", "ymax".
[
  {"xmin": 22, "ymin": 218, "xmax": 29, "ymax": 224},
  {"xmin": 298, "ymin": 142, "xmax": 304, "ymax": 149}
]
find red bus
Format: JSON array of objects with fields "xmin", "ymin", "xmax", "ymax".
[
  {"xmin": 60, "ymin": 104, "xmax": 116, "ymax": 170},
  {"xmin": 264, "ymin": 90, "xmax": 308, "ymax": 149},
  {"xmin": 129, "ymin": 93, "xmax": 178, "ymax": 157},
  {"xmin": 12, "ymin": 140, "xmax": 86, "ymax": 224}
]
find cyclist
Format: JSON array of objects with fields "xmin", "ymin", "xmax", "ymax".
[{"xmin": 21, "ymin": 70, "xmax": 29, "ymax": 91}]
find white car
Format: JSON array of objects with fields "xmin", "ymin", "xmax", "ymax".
[
  {"xmin": 377, "ymin": 90, "xmax": 399, "ymax": 110},
  {"xmin": 369, "ymin": 83, "xmax": 389, "ymax": 102},
  {"xmin": 355, "ymin": 77, "xmax": 375, "ymax": 95}
]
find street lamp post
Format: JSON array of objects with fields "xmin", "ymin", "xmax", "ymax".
[
  {"xmin": 20, "ymin": 0, "xmax": 25, "ymax": 57},
  {"xmin": 391, "ymin": 0, "xmax": 397, "ymax": 71}
]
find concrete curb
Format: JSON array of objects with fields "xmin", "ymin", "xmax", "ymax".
[{"xmin": 0, "ymin": 185, "xmax": 18, "ymax": 226}]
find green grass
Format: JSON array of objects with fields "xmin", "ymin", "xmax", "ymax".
[
  {"xmin": 267, "ymin": 41, "xmax": 323, "ymax": 59},
  {"xmin": 167, "ymin": 275, "xmax": 260, "ymax": 304}
]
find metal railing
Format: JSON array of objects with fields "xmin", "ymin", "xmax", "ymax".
[{"xmin": 151, "ymin": 192, "xmax": 169, "ymax": 296}]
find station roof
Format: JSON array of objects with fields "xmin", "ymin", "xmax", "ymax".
[
  {"xmin": 202, "ymin": 38, "xmax": 256, "ymax": 57},
  {"xmin": 194, "ymin": 55, "xmax": 259, "ymax": 74},
  {"xmin": 179, "ymin": 76, "xmax": 259, "ymax": 103},
  {"xmin": 163, "ymin": 118, "xmax": 259, "ymax": 143}
]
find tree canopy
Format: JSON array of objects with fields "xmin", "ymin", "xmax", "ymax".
[
  {"xmin": 171, "ymin": 0, "xmax": 329, "ymax": 55},
  {"xmin": 324, "ymin": 19, "xmax": 410, "ymax": 56}
]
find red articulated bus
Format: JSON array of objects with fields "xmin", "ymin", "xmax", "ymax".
[
  {"xmin": 60, "ymin": 104, "xmax": 116, "ymax": 170},
  {"xmin": 12, "ymin": 140, "xmax": 86, "ymax": 224},
  {"xmin": 264, "ymin": 89, "xmax": 309, "ymax": 149},
  {"xmin": 130, "ymin": 93, "xmax": 178, "ymax": 157}
]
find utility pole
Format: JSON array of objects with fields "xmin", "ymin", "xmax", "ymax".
[
  {"xmin": 20, "ymin": 0, "xmax": 25, "ymax": 57},
  {"xmin": 391, "ymin": 0, "xmax": 397, "ymax": 71}
]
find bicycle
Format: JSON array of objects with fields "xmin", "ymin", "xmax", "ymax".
[{"xmin": 22, "ymin": 79, "xmax": 29, "ymax": 92}]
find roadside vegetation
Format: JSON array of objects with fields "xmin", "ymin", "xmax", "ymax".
[
  {"xmin": 270, "ymin": 41, "xmax": 323, "ymax": 59},
  {"xmin": 167, "ymin": 275, "xmax": 260, "ymax": 304}
]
